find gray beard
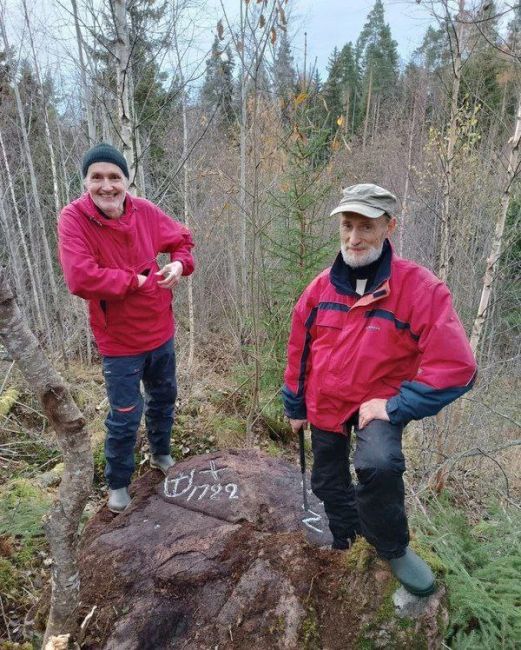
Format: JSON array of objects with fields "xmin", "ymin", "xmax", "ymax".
[{"xmin": 340, "ymin": 241, "xmax": 384, "ymax": 268}]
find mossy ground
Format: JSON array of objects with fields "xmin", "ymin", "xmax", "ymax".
[{"xmin": 1, "ymin": 354, "xmax": 519, "ymax": 648}]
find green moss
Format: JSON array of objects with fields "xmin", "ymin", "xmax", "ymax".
[
  {"xmin": 0, "ymin": 557, "xmax": 19, "ymax": 592},
  {"xmin": 410, "ymin": 539, "xmax": 446, "ymax": 575},
  {"xmin": 0, "ymin": 642, "xmax": 34, "ymax": 650},
  {"xmin": 265, "ymin": 441, "xmax": 283, "ymax": 458},
  {"xmin": 92, "ymin": 441, "xmax": 106, "ymax": 485},
  {"xmin": 0, "ymin": 387, "xmax": 18, "ymax": 418},
  {"xmin": 14, "ymin": 535, "xmax": 47, "ymax": 568},
  {"xmin": 300, "ymin": 606, "xmax": 321, "ymax": 649},
  {"xmin": 344, "ymin": 537, "xmax": 376, "ymax": 572},
  {"xmin": 0, "ymin": 479, "xmax": 52, "ymax": 538}
]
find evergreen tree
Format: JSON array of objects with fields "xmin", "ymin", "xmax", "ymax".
[
  {"xmin": 414, "ymin": 25, "xmax": 449, "ymax": 73},
  {"xmin": 355, "ymin": 0, "xmax": 399, "ymax": 130},
  {"xmin": 322, "ymin": 43, "xmax": 358, "ymax": 138},
  {"xmin": 201, "ymin": 36, "xmax": 235, "ymax": 127},
  {"xmin": 272, "ymin": 31, "xmax": 296, "ymax": 122},
  {"xmin": 506, "ymin": 2, "xmax": 521, "ymax": 56}
]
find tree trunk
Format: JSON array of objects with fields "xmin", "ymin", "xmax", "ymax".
[
  {"xmin": 71, "ymin": 0, "xmax": 96, "ymax": 145},
  {"xmin": 112, "ymin": 0, "xmax": 140, "ymax": 194},
  {"xmin": 362, "ymin": 67, "xmax": 372, "ymax": 151},
  {"xmin": 0, "ymin": 127, "xmax": 48, "ymax": 336},
  {"xmin": 0, "ymin": 19, "xmax": 68, "ymax": 361},
  {"xmin": 400, "ymin": 88, "xmax": 418, "ymax": 256},
  {"xmin": 470, "ymin": 92, "xmax": 521, "ymax": 354},
  {"xmin": 23, "ymin": 0, "xmax": 62, "ymax": 217},
  {"xmin": 0, "ymin": 272, "xmax": 93, "ymax": 646},
  {"xmin": 239, "ymin": 0, "xmax": 248, "ymax": 316},
  {"xmin": 439, "ymin": 0, "xmax": 465, "ymax": 283}
]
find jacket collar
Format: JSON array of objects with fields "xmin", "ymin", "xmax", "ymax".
[
  {"xmin": 76, "ymin": 192, "xmax": 135, "ymax": 227},
  {"xmin": 329, "ymin": 239, "xmax": 393, "ymax": 297}
]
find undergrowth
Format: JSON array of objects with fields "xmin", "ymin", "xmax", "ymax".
[{"xmin": 412, "ymin": 495, "xmax": 521, "ymax": 649}]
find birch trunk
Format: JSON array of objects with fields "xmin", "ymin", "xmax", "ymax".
[
  {"xmin": 0, "ymin": 192, "xmax": 26, "ymax": 310},
  {"xmin": 181, "ymin": 92, "xmax": 195, "ymax": 369},
  {"xmin": 439, "ymin": 0, "xmax": 465, "ymax": 283},
  {"xmin": 0, "ymin": 273, "xmax": 93, "ymax": 645},
  {"xmin": 0, "ymin": 129, "xmax": 47, "ymax": 334},
  {"xmin": 0, "ymin": 19, "xmax": 67, "ymax": 360},
  {"xmin": 239, "ymin": 0, "xmax": 248, "ymax": 315},
  {"xmin": 469, "ymin": 93, "xmax": 521, "ymax": 354},
  {"xmin": 362, "ymin": 67, "xmax": 372, "ymax": 151},
  {"xmin": 400, "ymin": 89, "xmax": 418, "ymax": 256},
  {"xmin": 112, "ymin": 0, "xmax": 140, "ymax": 194},
  {"xmin": 23, "ymin": 0, "xmax": 62, "ymax": 217},
  {"xmin": 71, "ymin": 0, "xmax": 96, "ymax": 145}
]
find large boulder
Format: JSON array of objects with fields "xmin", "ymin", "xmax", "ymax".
[{"xmin": 78, "ymin": 450, "xmax": 446, "ymax": 649}]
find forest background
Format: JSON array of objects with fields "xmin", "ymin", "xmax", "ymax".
[{"xmin": 0, "ymin": 0, "xmax": 520, "ymax": 648}]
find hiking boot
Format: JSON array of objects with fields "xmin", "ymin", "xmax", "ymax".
[
  {"xmin": 108, "ymin": 487, "xmax": 131, "ymax": 514},
  {"xmin": 388, "ymin": 547, "xmax": 436, "ymax": 597},
  {"xmin": 150, "ymin": 454, "xmax": 175, "ymax": 475}
]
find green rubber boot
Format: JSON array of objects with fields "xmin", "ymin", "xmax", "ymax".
[{"xmin": 388, "ymin": 547, "xmax": 436, "ymax": 597}]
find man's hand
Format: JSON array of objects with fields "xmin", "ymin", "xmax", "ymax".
[
  {"xmin": 358, "ymin": 399, "xmax": 389, "ymax": 429},
  {"xmin": 156, "ymin": 261, "xmax": 183, "ymax": 289},
  {"xmin": 289, "ymin": 418, "xmax": 307, "ymax": 434},
  {"xmin": 137, "ymin": 274, "xmax": 147, "ymax": 287}
]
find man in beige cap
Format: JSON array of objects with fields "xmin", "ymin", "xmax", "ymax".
[{"xmin": 282, "ymin": 183, "xmax": 476, "ymax": 596}]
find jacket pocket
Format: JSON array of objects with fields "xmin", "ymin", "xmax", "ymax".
[{"xmin": 100, "ymin": 300, "xmax": 108, "ymax": 327}]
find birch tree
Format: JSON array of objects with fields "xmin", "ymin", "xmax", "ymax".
[
  {"xmin": 439, "ymin": 0, "xmax": 466, "ymax": 283},
  {"xmin": 0, "ymin": 272, "xmax": 93, "ymax": 645},
  {"xmin": 470, "ymin": 91, "xmax": 521, "ymax": 354}
]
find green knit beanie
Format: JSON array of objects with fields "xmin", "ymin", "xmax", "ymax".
[{"xmin": 81, "ymin": 143, "xmax": 129, "ymax": 179}]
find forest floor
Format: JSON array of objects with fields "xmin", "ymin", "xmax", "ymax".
[{"xmin": 0, "ymin": 338, "xmax": 520, "ymax": 649}]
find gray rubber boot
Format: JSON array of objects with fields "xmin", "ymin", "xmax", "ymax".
[
  {"xmin": 108, "ymin": 487, "xmax": 131, "ymax": 514},
  {"xmin": 388, "ymin": 547, "xmax": 436, "ymax": 597},
  {"xmin": 150, "ymin": 454, "xmax": 175, "ymax": 475}
]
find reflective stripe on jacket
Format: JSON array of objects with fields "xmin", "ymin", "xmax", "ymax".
[
  {"xmin": 58, "ymin": 192, "xmax": 194, "ymax": 356},
  {"xmin": 282, "ymin": 243, "xmax": 476, "ymax": 432}
]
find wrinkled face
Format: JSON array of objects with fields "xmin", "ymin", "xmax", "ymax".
[
  {"xmin": 339, "ymin": 212, "xmax": 396, "ymax": 268},
  {"xmin": 84, "ymin": 162, "xmax": 128, "ymax": 218}
]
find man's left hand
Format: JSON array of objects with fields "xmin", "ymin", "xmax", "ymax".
[
  {"xmin": 359, "ymin": 398, "xmax": 390, "ymax": 429},
  {"xmin": 156, "ymin": 261, "xmax": 183, "ymax": 289}
]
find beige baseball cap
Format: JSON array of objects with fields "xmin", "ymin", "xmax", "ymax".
[{"xmin": 330, "ymin": 183, "xmax": 398, "ymax": 218}]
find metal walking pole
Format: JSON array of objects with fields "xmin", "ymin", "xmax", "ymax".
[{"xmin": 299, "ymin": 426, "xmax": 309, "ymax": 512}]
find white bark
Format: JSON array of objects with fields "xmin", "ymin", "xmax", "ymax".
[
  {"xmin": 470, "ymin": 93, "xmax": 521, "ymax": 354},
  {"xmin": 71, "ymin": 0, "xmax": 96, "ymax": 145},
  {"xmin": 0, "ymin": 273, "xmax": 93, "ymax": 645},
  {"xmin": 112, "ymin": 0, "xmax": 140, "ymax": 193},
  {"xmin": 0, "ymin": 128, "xmax": 47, "ymax": 334},
  {"xmin": 22, "ymin": 0, "xmax": 62, "ymax": 217}
]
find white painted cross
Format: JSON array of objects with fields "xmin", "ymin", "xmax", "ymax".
[{"xmin": 199, "ymin": 460, "xmax": 227, "ymax": 481}]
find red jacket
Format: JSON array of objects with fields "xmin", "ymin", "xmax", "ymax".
[
  {"xmin": 58, "ymin": 193, "xmax": 194, "ymax": 356},
  {"xmin": 282, "ymin": 243, "xmax": 476, "ymax": 432}
]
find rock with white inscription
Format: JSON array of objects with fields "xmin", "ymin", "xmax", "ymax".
[{"xmin": 77, "ymin": 449, "xmax": 446, "ymax": 649}]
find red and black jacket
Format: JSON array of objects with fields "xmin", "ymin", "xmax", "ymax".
[{"xmin": 282, "ymin": 241, "xmax": 476, "ymax": 432}]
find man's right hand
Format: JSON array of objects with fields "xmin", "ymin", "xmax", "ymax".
[
  {"xmin": 137, "ymin": 274, "xmax": 147, "ymax": 287},
  {"xmin": 289, "ymin": 418, "xmax": 307, "ymax": 434}
]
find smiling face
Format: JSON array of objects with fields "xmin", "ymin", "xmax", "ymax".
[
  {"xmin": 84, "ymin": 162, "xmax": 128, "ymax": 218},
  {"xmin": 339, "ymin": 212, "xmax": 396, "ymax": 268}
]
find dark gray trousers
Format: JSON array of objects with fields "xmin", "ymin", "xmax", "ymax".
[{"xmin": 310, "ymin": 418, "xmax": 409, "ymax": 559}]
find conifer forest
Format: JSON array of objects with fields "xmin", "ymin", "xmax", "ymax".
[{"xmin": 0, "ymin": 0, "xmax": 520, "ymax": 648}]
